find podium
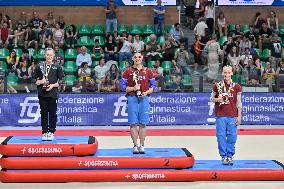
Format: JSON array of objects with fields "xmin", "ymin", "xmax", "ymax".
[{"xmin": 1, "ymin": 136, "xmax": 284, "ymax": 182}]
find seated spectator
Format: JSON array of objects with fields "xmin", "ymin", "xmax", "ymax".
[
  {"xmin": 151, "ymin": 59, "xmax": 164, "ymax": 91},
  {"xmin": 72, "ymin": 80, "xmax": 82, "ymax": 93},
  {"xmin": 58, "ymin": 80, "xmax": 67, "ymax": 93},
  {"xmin": 120, "ymin": 59, "xmax": 131, "ymax": 75},
  {"xmin": 240, "ymin": 47, "xmax": 252, "ymax": 68},
  {"xmin": 20, "ymin": 49, "xmax": 34, "ymax": 67},
  {"xmin": 94, "ymin": 57, "xmax": 109, "ymax": 91},
  {"xmin": 232, "ymin": 24, "xmax": 244, "ymax": 40},
  {"xmin": 258, "ymin": 23, "xmax": 272, "ymax": 50},
  {"xmin": 6, "ymin": 50, "xmax": 20, "ymax": 72},
  {"xmin": 170, "ymin": 59, "xmax": 183, "ymax": 81},
  {"xmin": 223, "ymin": 35, "xmax": 237, "ymax": 65},
  {"xmin": 65, "ymin": 24, "xmax": 77, "ymax": 48},
  {"xmin": 246, "ymin": 25, "xmax": 258, "ymax": 48},
  {"xmin": 40, "ymin": 22, "xmax": 52, "ymax": 49},
  {"xmin": 53, "ymin": 23, "xmax": 64, "ymax": 48},
  {"xmin": 0, "ymin": 22, "xmax": 10, "ymax": 48},
  {"xmin": 108, "ymin": 64, "xmax": 120, "ymax": 91},
  {"xmin": 247, "ymin": 52, "xmax": 261, "ymax": 86},
  {"xmin": 228, "ymin": 46, "xmax": 241, "ymax": 74},
  {"xmin": 54, "ymin": 45, "xmax": 64, "ymax": 66},
  {"xmin": 24, "ymin": 25, "xmax": 38, "ymax": 51},
  {"xmin": 271, "ymin": 33, "xmax": 283, "ymax": 68},
  {"xmin": 239, "ymin": 35, "xmax": 251, "ymax": 55},
  {"xmin": 145, "ymin": 34, "xmax": 162, "ymax": 62},
  {"xmin": 118, "ymin": 35, "xmax": 133, "ymax": 63},
  {"xmin": 12, "ymin": 23, "xmax": 25, "ymax": 48},
  {"xmin": 1, "ymin": 15, "xmax": 12, "ymax": 29},
  {"xmin": 217, "ymin": 11, "xmax": 227, "ymax": 37},
  {"xmin": 86, "ymin": 79, "xmax": 97, "ymax": 92},
  {"xmin": 17, "ymin": 12, "xmax": 28, "ymax": 26},
  {"xmin": 29, "ymin": 11, "xmax": 43, "ymax": 41},
  {"xmin": 162, "ymin": 34, "xmax": 178, "ymax": 61},
  {"xmin": 104, "ymin": 34, "xmax": 118, "ymax": 62},
  {"xmin": 93, "ymin": 39, "xmax": 104, "ymax": 57},
  {"xmin": 78, "ymin": 62, "xmax": 91, "ymax": 82},
  {"xmin": 193, "ymin": 18, "xmax": 208, "ymax": 43},
  {"xmin": 262, "ymin": 61, "xmax": 276, "ymax": 91},
  {"xmin": 57, "ymin": 15, "xmax": 66, "ymax": 29},
  {"xmin": 17, "ymin": 61, "xmax": 32, "ymax": 93},
  {"xmin": 254, "ymin": 12, "xmax": 266, "ymax": 31},
  {"xmin": 169, "ymin": 75, "xmax": 184, "ymax": 92},
  {"xmin": 267, "ymin": 11, "xmax": 279, "ymax": 33},
  {"xmin": 76, "ymin": 46, "xmax": 92, "ymax": 67},
  {"xmin": 132, "ymin": 34, "xmax": 145, "ymax": 54},
  {"xmin": 101, "ymin": 74, "xmax": 116, "ymax": 92},
  {"xmin": 170, "ymin": 23, "xmax": 189, "ymax": 48},
  {"xmin": 275, "ymin": 59, "xmax": 284, "ymax": 91},
  {"xmin": 191, "ymin": 36, "xmax": 202, "ymax": 74},
  {"xmin": 45, "ymin": 12, "xmax": 56, "ymax": 30}
]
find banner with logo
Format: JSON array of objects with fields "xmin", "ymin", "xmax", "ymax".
[
  {"xmin": 0, "ymin": 0, "xmax": 177, "ymax": 6},
  {"xmin": 0, "ymin": 93, "xmax": 283, "ymax": 126},
  {"xmin": 217, "ymin": 0, "xmax": 284, "ymax": 6}
]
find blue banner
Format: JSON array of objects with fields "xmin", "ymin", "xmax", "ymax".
[
  {"xmin": 217, "ymin": 0, "xmax": 284, "ymax": 6},
  {"xmin": 0, "ymin": 0, "xmax": 177, "ymax": 6},
  {"xmin": 0, "ymin": 93, "xmax": 284, "ymax": 126}
]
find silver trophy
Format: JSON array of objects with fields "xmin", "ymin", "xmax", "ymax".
[
  {"xmin": 40, "ymin": 63, "xmax": 51, "ymax": 91},
  {"xmin": 216, "ymin": 81, "xmax": 230, "ymax": 106},
  {"xmin": 132, "ymin": 71, "xmax": 142, "ymax": 97}
]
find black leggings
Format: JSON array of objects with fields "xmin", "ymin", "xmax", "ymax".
[{"xmin": 39, "ymin": 96, "xmax": 57, "ymax": 134}]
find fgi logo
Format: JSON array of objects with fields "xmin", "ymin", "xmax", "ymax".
[
  {"xmin": 112, "ymin": 96, "xmax": 128, "ymax": 123},
  {"xmin": 18, "ymin": 97, "xmax": 40, "ymax": 124}
]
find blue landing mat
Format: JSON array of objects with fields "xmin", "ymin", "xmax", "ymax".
[{"xmin": 3, "ymin": 136, "xmax": 91, "ymax": 145}]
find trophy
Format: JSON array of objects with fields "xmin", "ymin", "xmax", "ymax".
[
  {"xmin": 132, "ymin": 71, "xmax": 142, "ymax": 97},
  {"xmin": 216, "ymin": 81, "xmax": 230, "ymax": 106},
  {"xmin": 41, "ymin": 63, "xmax": 51, "ymax": 91}
]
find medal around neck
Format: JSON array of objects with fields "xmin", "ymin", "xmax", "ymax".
[{"xmin": 216, "ymin": 81, "xmax": 231, "ymax": 106}]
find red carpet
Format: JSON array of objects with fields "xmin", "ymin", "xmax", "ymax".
[{"xmin": 1, "ymin": 129, "xmax": 284, "ymax": 136}]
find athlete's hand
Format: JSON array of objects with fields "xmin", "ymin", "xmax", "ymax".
[
  {"xmin": 216, "ymin": 95, "xmax": 224, "ymax": 103},
  {"xmin": 46, "ymin": 84, "xmax": 54, "ymax": 91},
  {"xmin": 236, "ymin": 116, "xmax": 241, "ymax": 126},
  {"xmin": 141, "ymin": 91, "xmax": 148, "ymax": 97},
  {"xmin": 133, "ymin": 84, "xmax": 141, "ymax": 91},
  {"xmin": 36, "ymin": 78, "xmax": 46, "ymax": 85}
]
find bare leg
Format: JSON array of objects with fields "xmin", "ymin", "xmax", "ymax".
[
  {"xmin": 130, "ymin": 124, "xmax": 139, "ymax": 147},
  {"xmin": 138, "ymin": 124, "xmax": 146, "ymax": 146}
]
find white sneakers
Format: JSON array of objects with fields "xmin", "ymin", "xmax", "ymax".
[
  {"xmin": 42, "ymin": 132, "xmax": 54, "ymax": 141},
  {"xmin": 132, "ymin": 145, "xmax": 145, "ymax": 154},
  {"xmin": 222, "ymin": 157, "xmax": 234, "ymax": 165}
]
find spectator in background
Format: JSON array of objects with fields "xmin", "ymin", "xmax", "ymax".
[
  {"xmin": 170, "ymin": 59, "xmax": 183, "ymax": 80},
  {"xmin": 118, "ymin": 35, "xmax": 133, "ymax": 63},
  {"xmin": 228, "ymin": 46, "xmax": 241, "ymax": 74},
  {"xmin": 72, "ymin": 80, "xmax": 82, "ymax": 93},
  {"xmin": 169, "ymin": 75, "xmax": 184, "ymax": 92},
  {"xmin": 17, "ymin": 12, "xmax": 28, "ymax": 26},
  {"xmin": 108, "ymin": 64, "xmax": 120, "ymax": 91},
  {"xmin": 153, "ymin": 0, "xmax": 165, "ymax": 36},
  {"xmin": 195, "ymin": 0, "xmax": 205, "ymax": 18},
  {"xmin": 232, "ymin": 24, "xmax": 244, "ymax": 40},
  {"xmin": 24, "ymin": 25, "xmax": 39, "ymax": 51},
  {"xmin": 145, "ymin": 34, "xmax": 162, "ymax": 62},
  {"xmin": 132, "ymin": 34, "xmax": 145, "ymax": 54},
  {"xmin": 13, "ymin": 23, "xmax": 25, "ymax": 48},
  {"xmin": 262, "ymin": 61, "xmax": 276, "ymax": 91},
  {"xmin": 105, "ymin": 34, "xmax": 118, "ymax": 62},
  {"xmin": 248, "ymin": 52, "xmax": 261, "ymax": 86},
  {"xmin": 182, "ymin": 0, "xmax": 196, "ymax": 29},
  {"xmin": 223, "ymin": 35, "xmax": 237, "ymax": 66},
  {"xmin": 162, "ymin": 34, "xmax": 178, "ymax": 61},
  {"xmin": 93, "ymin": 39, "xmax": 104, "ymax": 57},
  {"xmin": 151, "ymin": 59, "xmax": 164, "ymax": 91},
  {"xmin": 267, "ymin": 11, "xmax": 279, "ymax": 33},
  {"xmin": 20, "ymin": 49, "xmax": 34, "ymax": 67},
  {"xmin": 193, "ymin": 18, "xmax": 208, "ymax": 44},
  {"xmin": 78, "ymin": 62, "xmax": 91, "ymax": 82},
  {"xmin": 275, "ymin": 59, "xmax": 284, "ymax": 83},
  {"xmin": 53, "ymin": 23, "xmax": 64, "ymax": 48},
  {"xmin": 217, "ymin": 11, "xmax": 227, "ymax": 37},
  {"xmin": 76, "ymin": 46, "xmax": 92, "ymax": 67},
  {"xmin": 101, "ymin": 74, "xmax": 116, "ymax": 92},
  {"xmin": 30, "ymin": 11, "xmax": 43, "ymax": 41},
  {"xmin": 65, "ymin": 24, "xmax": 77, "ymax": 48},
  {"xmin": 240, "ymin": 47, "xmax": 252, "ymax": 68},
  {"xmin": 120, "ymin": 59, "xmax": 131, "ymax": 75},
  {"xmin": 1, "ymin": 15, "xmax": 12, "ymax": 29},
  {"xmin": 239, "ymin": 35, "xmax": 251, "ymax": 55},
  {"xmin": 17, "ymin": 61, "xmax": 32, "ymax": 93},
  {"xmin": 6, "ymin": 50, "xmax": 20, "ymax": 72},
  {"xmin": 86, "ymin": 79, "xmax": 97, "ymax": 92},
  {"xmin": 170, "ymin": 23, "xmax": 188, "ymax": 48},
  {"xmin": 40, "ymin": 23, "xmax": 52, "ymax": 49},
  {"xmin": 54, "ymin": 46, "xmax": 64, "ymax": 66},
  {"xmin": 175, "ymin": 43, "xmax": 191, "ymax": 75},
  {"xmin": 45, "ymin": 12, "xmax": 56, "ymax": 30},
  {"xmin": 205, "ymin": 1, "xmax": 214, "ymax": 36},
  {"xmin": 94, "ymin": 57, "xmax": 109, "ymax": 92},
  {"xmin": 105, "ymin": 0, "xmax": 118, "ymax": 37},
  {"xmin": 254, "ymin": 12, "xmax": 266, "ymax": 31},
  {"xmin": 192, "ymin": 35, "xmax": 203, "ymax": 75},
  {"xmin": 271, "ymin": 33, "xmax": 283, "ymax": 68},
  {"xmin": 0, "ymin": 23, "xmax": 11, "ymax": 48},
  {"xmin": 245, "ymin": 25, "xmax": 257, "ymax": 48},
  {"xmin": 259, "ymin": 23, "xmax": 272, "ymax": 50},
  {"xmin": 57, "ymin": 16, "xmax": 66, "ymax": 29}
]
